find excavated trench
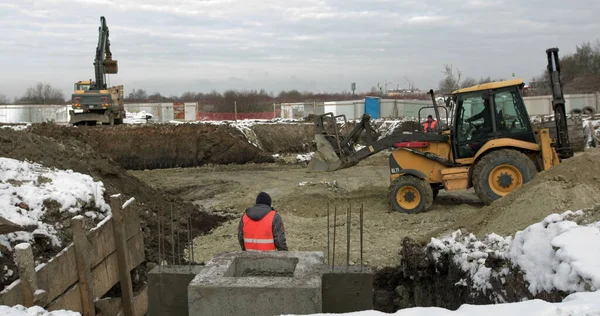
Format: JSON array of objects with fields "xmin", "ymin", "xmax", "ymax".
[{"xmin": 372, "ymin": 238, "xmax": 566, "ymax": 312}]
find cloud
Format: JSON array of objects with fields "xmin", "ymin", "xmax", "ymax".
[{"xmin": 0, "ymin": 0, "xmax": 599, "ymax": 99}]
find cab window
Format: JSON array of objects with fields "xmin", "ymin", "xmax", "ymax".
[{"xmin": 493, "ymin": 87, "xmax": 532, "ymax": 133}]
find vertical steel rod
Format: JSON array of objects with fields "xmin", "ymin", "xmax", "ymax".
[
  {"xmin": 327, "ymin": 201, "xmax": 330, "ymax": 268},
  {"xmin": 158, "ymin": 210, "xmax": 162, "ymax": 272},
  {"xmin": 190, "ymin": 215, "xmax": 195, "ymax": 264},
  {"xmin": 360, "ymin": 203, "xmax": 364, "ymax": 271},
  {"xmin": 187, "ymin": 216, "xmax": 191, "ymax": 272},
  {"xmin": 346, "ymin": 204, "xmax": 351, "ymax": 272},
  {"xmin": 332, "ymin": 205, "xmax": 337, "ymax": 270},
  {"xmin": 177, "ymin": 229, "xmax": 181, "ymax": 265},
  {"xmin": 171, "ymin": 206, "xmax": 175, "ymax": 265}
]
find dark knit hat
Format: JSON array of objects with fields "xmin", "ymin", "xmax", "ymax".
[{"xmin": 256, "ymin": 192, "xmax": 272, "ymax": 206}]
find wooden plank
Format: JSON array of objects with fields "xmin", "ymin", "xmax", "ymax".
[
  {"xmin": 46, "ymin": 232, "xmax": 145, "ymax": 312},
  {"xmin": 13, "ymin": 243, "xmax": 37, "ymax": 307},
  {"xmin": 95, "ymin": 285, "xmax": 148, "ymax": 316},
  {"xmin": 72, "ymin": 217, "xmax": 95, "ymax": 316},
  {"xmin": 47, "ymin": 285, "xmax": 83, "ymax": 313},
  {"xmin": 110, "ymin": 195, "xmax": 135, "ymax": 316},
  {"xmin": 0, "ymin": 212, "xmax": 141, "ymax": 307},
  {"xmin": 90, "ymin": 232, "xmax": 145, "ymax": 301}
]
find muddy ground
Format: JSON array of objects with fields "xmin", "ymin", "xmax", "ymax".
[{"xmin": 131, "ymin": 154, "xmax": 484, "ymax": 268}]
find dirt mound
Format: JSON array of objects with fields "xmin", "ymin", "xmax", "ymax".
[
  {"xmin": 0, "ymin": 128, "xmax": 228, "ymax": 289},
  {"xmin": 466, "ymin": 149, "xmax": 600, "ymax": 237},
  {"xmin": 251, "ymin": 123, "xmax": 315, "ymax": 153},
  {"xmin": 27, "ymin": 123, "xmax": 275, "ymax": 170}
]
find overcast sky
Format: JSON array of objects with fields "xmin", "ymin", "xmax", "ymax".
[{"xmin": 1, "ymin": 0, "xmax": 599, "ymax": 100}]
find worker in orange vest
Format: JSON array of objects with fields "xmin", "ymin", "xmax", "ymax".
[
  {"xmin": 423, "ymin": 115, "xmax": 438, "ymax": 132},
  {"xmin": 237, "ymin": 192, "xmax": 288, "ymax": 251}
]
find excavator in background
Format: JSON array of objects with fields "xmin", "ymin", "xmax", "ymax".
[
  {"xmin": 307, "ymin": 47, "xmax": 573, "ymax": 213},
  {"xmin": 70, "ymin": 16, "xmax": 125, "ymax": 126}
]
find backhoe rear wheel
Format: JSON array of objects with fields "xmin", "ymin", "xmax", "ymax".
[
  {"xmin": 388, "ymin": 175, "xmax": 434, "ymax": 214},
  {"xmin": 472, "ymin": 149, "xmax": 538, "ymax": 205}
]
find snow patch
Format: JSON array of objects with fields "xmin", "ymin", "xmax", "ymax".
[
  {"xmin": 296, "ymin": 152, "xmax": 314, "ymax": 162},
  {"xmin": 0, "ymin": 158, "xmax": 111, "ymax": 251},
  {"xmin": 428, "ymin": 210, "xmax": 600, "ymax": 297},
  {"xmin": 286, "ymin": 290, "xmax": 600, "ymax": 315},
  {"xmin": 0, "ymin": 304, "xmax": 80, "ymax": 315}
]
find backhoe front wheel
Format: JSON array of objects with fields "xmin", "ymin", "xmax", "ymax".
[
  {"xmin": 388, "ymin": 175, "xmax": 434, "ymax": 214},
  {"xmin": 472, "ymin": 149, "xmax": 538, "ymax": 205}
]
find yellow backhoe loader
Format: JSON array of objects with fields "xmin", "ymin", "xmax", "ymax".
[{"xmin": 307, "ymin": 48, "xmax": 573, "ymax": 213}]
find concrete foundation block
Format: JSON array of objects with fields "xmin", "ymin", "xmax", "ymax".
[
  {"xmin": 188, "ymin": 251, "xmax": 324, "ymax": 316},
  {"xmin": 148, "ymin": 265, "xmax": 204, "ymax": 316},
  {"xmin": 322, "ymin": 266, "xmax": 374, "ymax": 313}
]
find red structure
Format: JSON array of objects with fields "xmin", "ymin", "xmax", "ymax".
[{"xmin": 196, "ymin": 110, "xmax": 281, "ymax": 121}]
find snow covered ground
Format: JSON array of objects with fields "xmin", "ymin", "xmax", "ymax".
[
  {"xmin": 0, "ymin": 304, "xmax": 80, "ymax": 316},
  {"xmin": 428, "ymin": 211, "xmax": 600, "ymax": 297},
  {"xmin": 0, "ymin": 158, "xmax": 111, "ymax": 282},
  {"xmin": 287, "ymin": 210, "xmax": 600, "ymax": 316},
  {"xmin": 287, "ymin": 290, "xmax": 600, "ymax": 315}
]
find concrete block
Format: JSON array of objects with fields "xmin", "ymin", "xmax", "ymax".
[
  {"xmin": 322, "ymin": 266, "xmax": 374, "ymax": 313},
  {"xmin": 148, "ymin": 265, "xmax": 204, "ymax": 316},
  {"xmin": 188, "ymin": 251, "xmax": 324, "ymax": 316}
]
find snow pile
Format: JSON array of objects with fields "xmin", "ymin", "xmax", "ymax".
[
  {"xmin": 297, "ymin": 180, "xmax": 338, "ymax": 188},
  {"xmin": 296, "ymin": 152, "xmax": 314, "ymax": 162},
  {"xmin": 428, "ymin": 231, "xmax": 512, "ymax": 294},
  {"xmin": 0, "ymin": 124, "xmax": 30, "ymax": 131},
  {"xmin": 232, "ymin": 122, "xmax": 263, "ymax": 149},
  {"xmin": 508, "ymin": 210, "xmax": 600, "ymax": 294},
  {"xmin": 286, "ymin": 290, "xmax": 600, "ymax": 316},
  {"xmin": 0, "ymin": 304, "xmax": 80, "ymax": 316},
  {"xmin": 124, "ymin": 111, "xmax": 153, "ymax": 124},
  {"xmin": 428, "ymin": 210, "xmax": 600, "ymax": 297},
  {"xmin": 0, "ymin": 158, "xmax": 111, "ymax": 251}
]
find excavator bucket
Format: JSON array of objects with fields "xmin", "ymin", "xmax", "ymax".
[
  {"xmin": 307, "ymin": 134, "xmax": 344, "ymax": 172},
  {"xmin": 104, "ymin": 58, "xmax": 118, "ymax": 74}
]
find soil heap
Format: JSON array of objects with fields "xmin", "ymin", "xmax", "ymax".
[
  {"xmin": 0, "ymin": 128, "xmax": 228, "ymax": 290},
  {"xmin": 466, "ymin": 149, "xmax": 600, "ymax": 237}
]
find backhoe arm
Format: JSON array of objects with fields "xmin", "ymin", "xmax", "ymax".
[{"xmin": 546, "ymin": 48, "xmax": 573, "ymax": 159}]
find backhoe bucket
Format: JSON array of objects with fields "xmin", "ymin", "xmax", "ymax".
[
  {"xmin": 104, "ymin": 58, "xmax": 118, "ymax": 74},
  {"xmin": 307, "ymin": 134, "xmax": 343, "ymax": 172}
]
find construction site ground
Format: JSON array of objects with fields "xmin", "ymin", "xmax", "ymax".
[{"xmin": 131, "ymin": 155, "xmax": 485, "ymax": 268}]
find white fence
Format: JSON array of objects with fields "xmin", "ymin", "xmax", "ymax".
[
  {"xmin": 280, "ymin": 93, "xmax": 600, "ymax": 120},
  {"xmin": 2, "ymin": 93, "xmax": 599, "ymax": 124},
  {"xmin": 0, "ymin": 103, "xmax": 198, "ymax": 124}
]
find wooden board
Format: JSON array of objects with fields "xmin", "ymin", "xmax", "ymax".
[
  {"xmin": 95, "ymin": 285, "xmax": 149, "ymax": 316},
  {"xmin": 0, "ymin": 213, "xmax": 142, "ymax": 308},
  {"xmin": 46, "ymin": 232, "xmax": 145, "ymax": 313}
]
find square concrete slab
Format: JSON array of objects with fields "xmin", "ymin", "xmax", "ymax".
[
  {"xmin": 321, "ymin": 266, "xmax": 374, "ymax": 313},
  {"xmin": 188, "ymin": 251, "xmax": 324, "ymax": 316}
]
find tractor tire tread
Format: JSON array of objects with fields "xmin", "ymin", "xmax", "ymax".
[
  {"xmin": 472, "ymin": 149, "xmax": 538, "ymax": 205},
  {"xmin": 387, "ymin": 175, "xmax": 434, "ymax": 214}
]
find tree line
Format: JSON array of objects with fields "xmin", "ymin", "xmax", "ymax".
[
  {"xmin": 3, "ymin": 40, "xmax": 598, "ymax": 106},
  {"xmin": 437, "ymin": 40, "xmax": 600, "ymax": 96}
]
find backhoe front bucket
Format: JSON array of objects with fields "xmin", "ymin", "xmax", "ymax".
[
  {"xmin": 104, "ymin": 58, "xmax": 118, "ymax": 74},
  {"xmin": 307, "ymin": 134, "xmax": 343, "ymax": 172}
]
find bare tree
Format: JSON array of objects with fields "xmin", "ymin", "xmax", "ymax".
[
  {"xmin": 125, "ymin": 88, "xmax": 148, "ymax": 102},
  {"xmin": 17, "ymin": 82, "xmax": 65, "ymax": 104},
  {"xmin": 460, "ymin": 77, "xmax": 477, "ymax": 89},
  {"xmin": 0, "ymin": 94, "xmax": 9, "ymax": 104},
  {"xmin": 438, "ymin": 64, "xmax": 462, "ymax": 93}
]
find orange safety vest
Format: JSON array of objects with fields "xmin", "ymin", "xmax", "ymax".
[
  {"xmin": 424, "ymin": 120, "xmax": 437, "ymax": 131},
  {"xmin": 242, "ymin": 210, "xmax": 277, "ymax": 251}
]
